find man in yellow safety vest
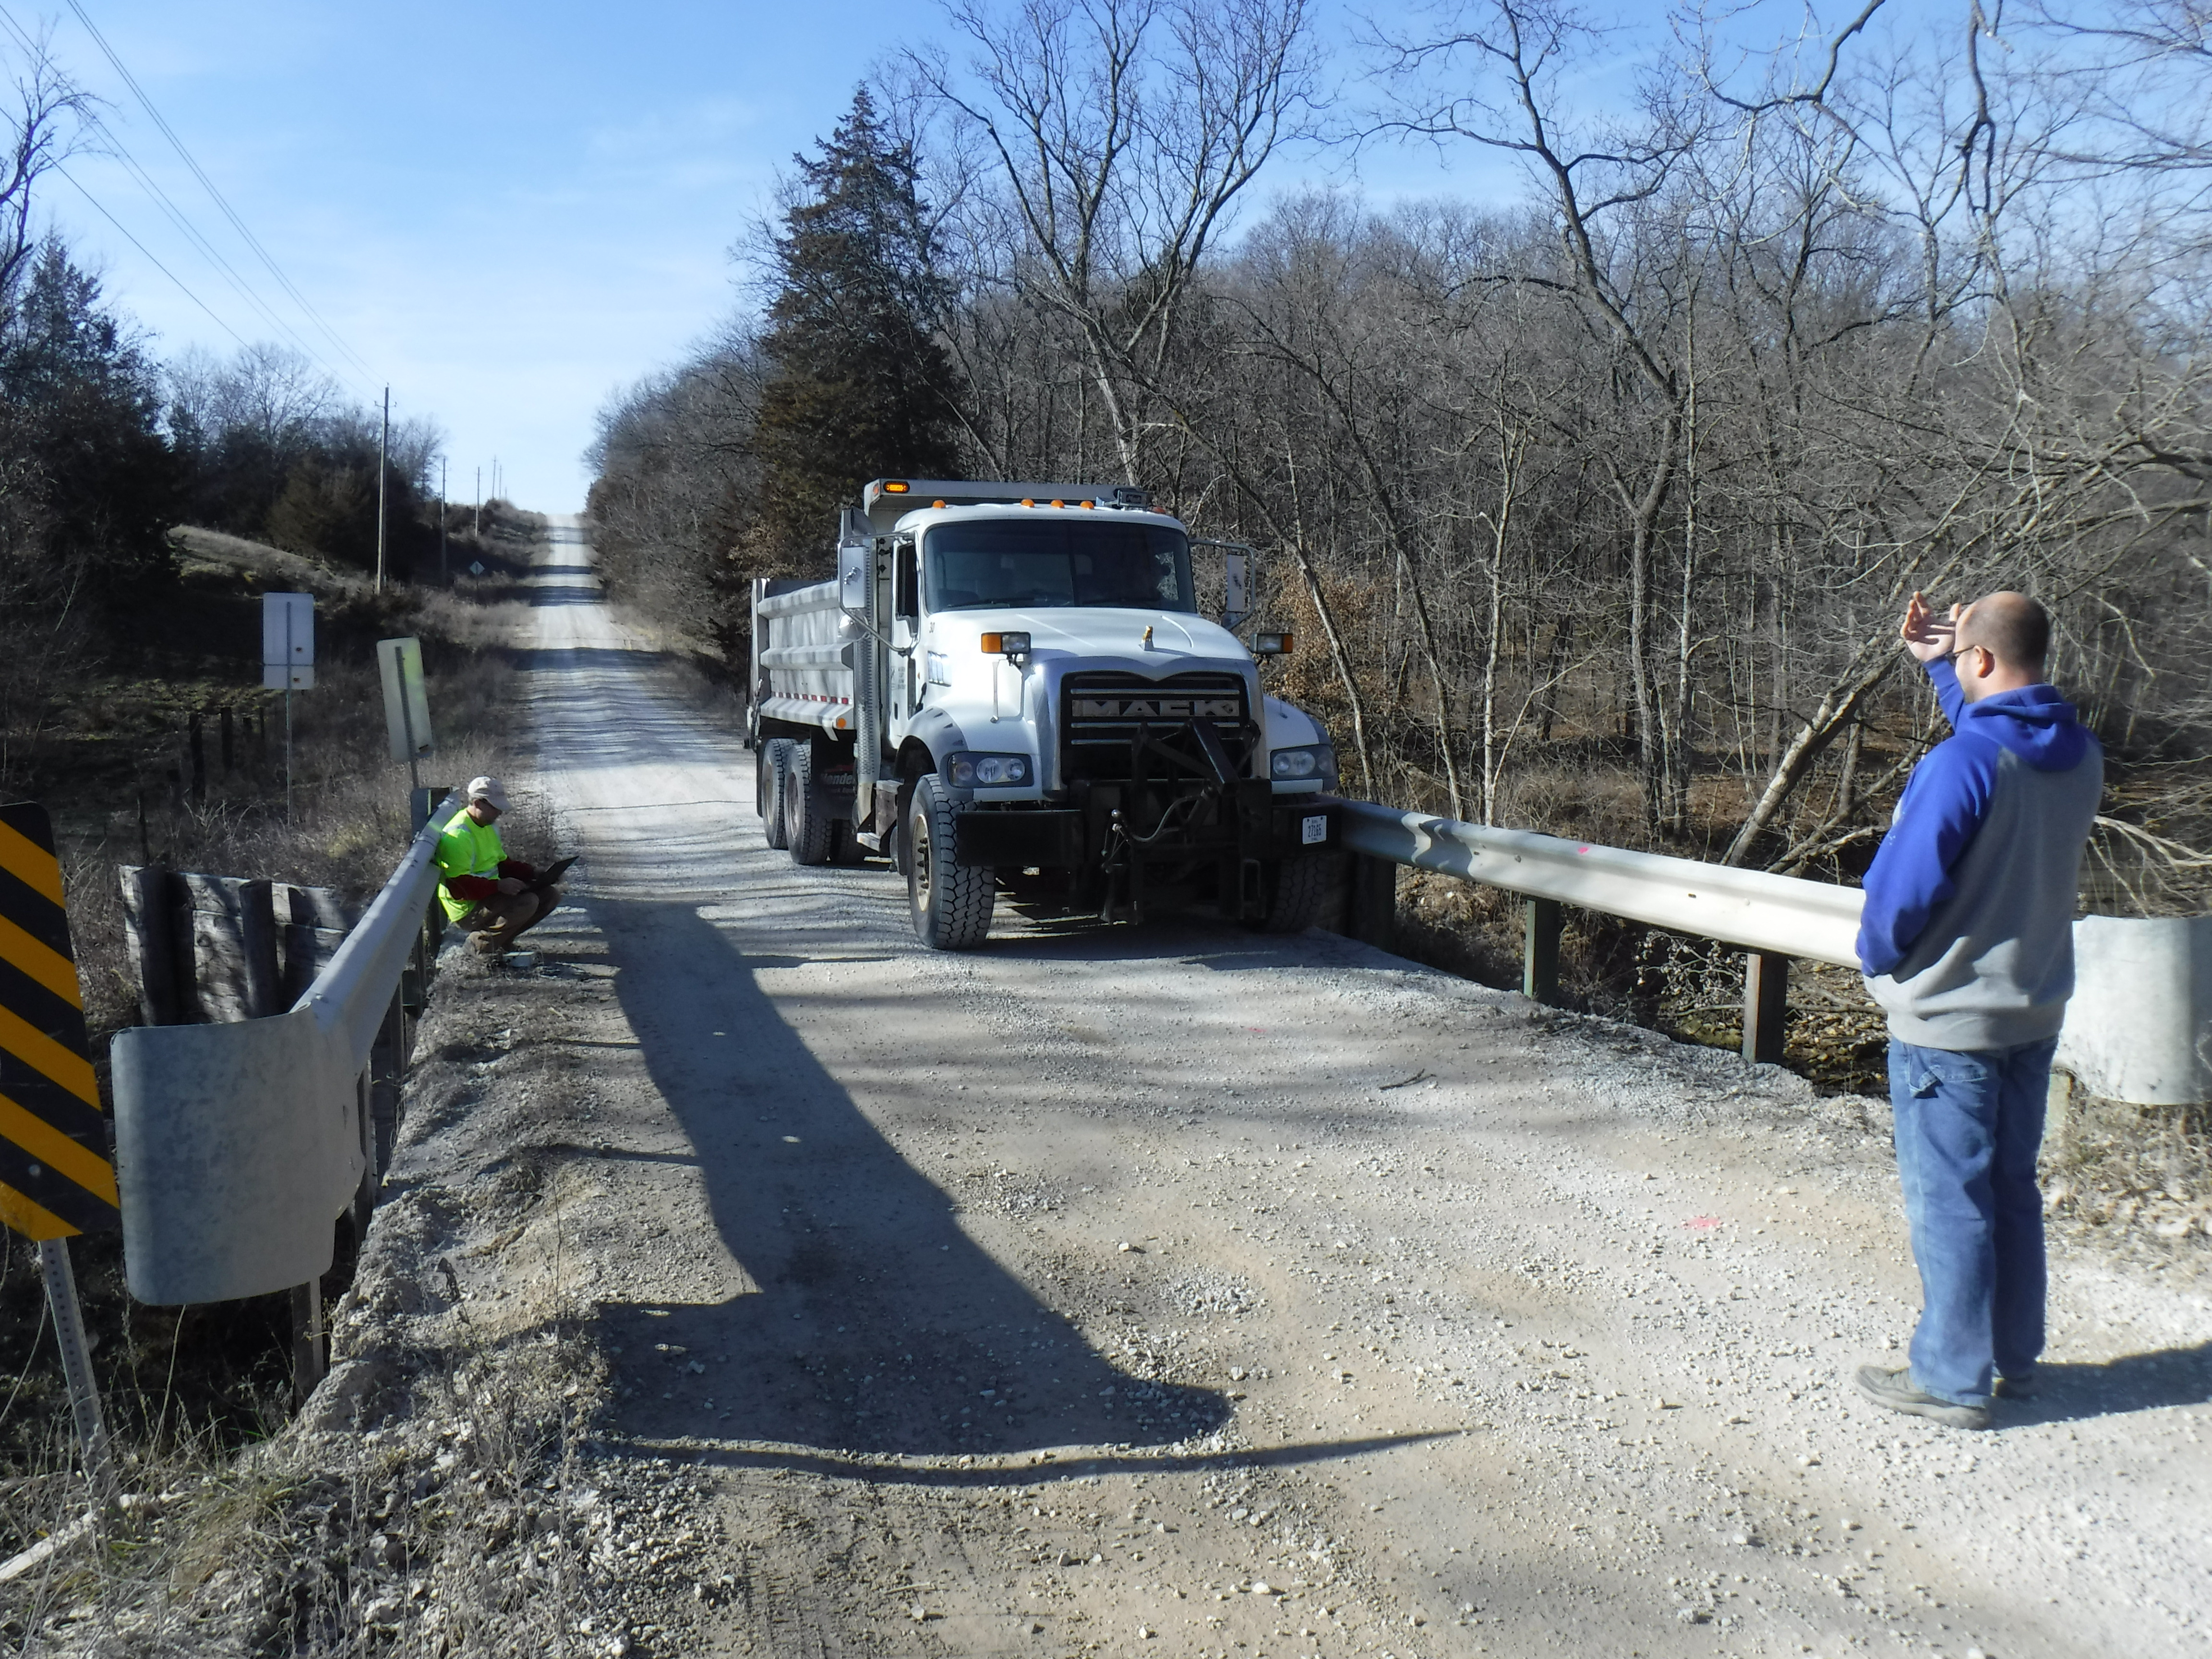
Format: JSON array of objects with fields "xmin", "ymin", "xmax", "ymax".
[{"xmin": 436, "ymin": 776, "xmax": 561, "ymax": 955}]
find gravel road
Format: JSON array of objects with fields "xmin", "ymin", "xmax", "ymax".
[{"xmin": 479, "ymin": 518, "xmax": 2211, "ymax": 1658}]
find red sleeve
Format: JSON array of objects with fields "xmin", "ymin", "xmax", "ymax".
[
  {"xmin": 446, "ymin": 874, "xmax": 501, "ymax": 902},
  {"xmin": 497, "ymin": 859, "xmax": 537, "ymax": 881}
]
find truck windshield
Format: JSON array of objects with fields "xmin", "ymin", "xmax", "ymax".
[{"xmin": 923, "ymin": 519, "xmax": 1195, "ymax": 613}]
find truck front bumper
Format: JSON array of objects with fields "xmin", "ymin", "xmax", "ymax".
[{"xmin": 952, "ymin": 796, "xmax": 1335, "ymax": 869}]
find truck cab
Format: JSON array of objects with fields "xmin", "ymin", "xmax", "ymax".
[{"xmin": 751, "ymin": 478, "xmax": 1339, "ymax": 949}]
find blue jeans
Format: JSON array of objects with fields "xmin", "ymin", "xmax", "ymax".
[{"xmin": 1888, "ymin": 1036, "xmax": 2057, "ymax": 1407}]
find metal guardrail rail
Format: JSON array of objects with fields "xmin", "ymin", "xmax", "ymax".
[
  {"xmin": 1334, "ymin": 801, "xmax": 1864, "ymax": 965},
  {"xmin": 1329, "ymin": 798, "xmax": 1867, "ymax": 1063},
  {"xmin": 110, "ymin": 790, "xmax": 458, "ymax": 1310}
]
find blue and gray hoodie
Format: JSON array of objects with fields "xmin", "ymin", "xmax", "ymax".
[{"xmin": 1857, "ymin": 658, "xmax": 2103, "ymax": 1051}]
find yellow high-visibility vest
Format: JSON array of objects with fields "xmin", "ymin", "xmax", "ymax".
[{"xmin": 434, "ymin": 809, "xmax": 506, "ymax": 922}]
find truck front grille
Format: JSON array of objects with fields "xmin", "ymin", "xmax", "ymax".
[{"xmin": 1059, "ymin": 671, "xmax": 1253, "ymax": 782}]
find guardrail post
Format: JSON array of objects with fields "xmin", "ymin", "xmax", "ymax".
[
  {"xmin": 371, "ymin": 989, "xmax": 405, "ymax": 1177},
  {"xmin": 1346, "ymin": 854, "xmax": 1397, "ymax": 950},
  {"xmin": 1523, "ymin": 898, "xmax": 1563, "ymax": 1005},
  {"xmin": 291, "ymin": 1279, "xmax": 325, "ymax": 1404},
  {"xmin": 1743, "ymin": 951, "xmax": 1790, "ymax": 1064}
]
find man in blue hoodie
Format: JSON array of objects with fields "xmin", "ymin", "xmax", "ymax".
[{"xmin": 1853, "ymin": 590, "xmax": 2102, "ymax": 1430}]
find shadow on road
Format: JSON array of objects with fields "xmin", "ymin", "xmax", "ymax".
[
  {"xmin": 527, "ymin": 583, "xmax": 608, "ymax": 607},
  {"xmin": 2006, "ymin": 1340, "xmax": 2212, "ymax": 1426},
  {"xmin": 581, "ymin": 893, "xmax": 1234, "ymax": 1458}
]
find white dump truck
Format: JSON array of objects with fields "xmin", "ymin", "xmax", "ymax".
[{"xmin": 749, "ymin": 478, "xmax": 1340, "ymax": 949}]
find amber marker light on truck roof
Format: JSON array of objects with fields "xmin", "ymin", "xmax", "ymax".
[
  {"xmin": 1021, "ymin": 497, "xmax": 1036, "ymax": 506},
  {"xmin": 882, "ymin": 480, "xmax": 910, "ymax": 493},
  {"xmin": 932, "ymin": 499, "xmax": 946, "ymax": 507}
]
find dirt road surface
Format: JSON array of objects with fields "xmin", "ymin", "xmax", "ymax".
[{"xmin": 443, "ymin": 518, "xmax": 2212, "ymax": 1657}]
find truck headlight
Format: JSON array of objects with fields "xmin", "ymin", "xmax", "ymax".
[
  {"xmin": 1270, "ymin": 745, "xmax": 1327, "ymax": 780},
  {"xmin": 948, "ymin": 753, "xmax": 1031, "ymax": 787}
]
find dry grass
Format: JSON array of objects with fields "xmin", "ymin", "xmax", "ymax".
[{"xmin": 0, "ymin": 1327, "xmax": 614, "ymax": 1656}]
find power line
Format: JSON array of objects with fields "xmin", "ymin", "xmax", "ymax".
[
  {"xmin": 0, "ymin": 3, "xmax": 352, "ymax": 383},
  {"xmin": 51, "ymin": 163, "xmax": 247, "ymax": 349},
  {"xmin": 61, "ymin": 0, "xmax": 377, "ymax": 382}
]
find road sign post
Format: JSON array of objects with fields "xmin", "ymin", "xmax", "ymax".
[
  {"xmin": 0, "ymin": 803, "xmax": 119, "ymax": 1500},
  {"xmin": 262, "ymin": 594, "xmax": 314, "ymax": 822},
  {"xmin": 377, "ymin": 637, "xmax": 435, "ymax": 796}
]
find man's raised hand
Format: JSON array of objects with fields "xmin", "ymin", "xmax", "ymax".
[{"xmin": 1900, "ymin": 591, "xmax": 1957, "ymax": 665}]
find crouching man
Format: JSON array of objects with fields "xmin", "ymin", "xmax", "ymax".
[
  {"xmin": 436, "ymin": 775, "xmax": 562, "ymax": 957},
  {"xmin": 1854, "ymin": 591, "xmax": 2101, "ymax": 1429}
]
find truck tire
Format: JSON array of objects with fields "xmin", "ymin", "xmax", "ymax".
[
  {"xmin": 760, "ymin": 739, "xmax": 793, "ymax": 851},
  {"xmin": 1253, "ymin": 851, "xmax": 1336, "ymax": 934},
  {"xmin": 906, "ymin": 774, "xmax": 995, "ymax": 950},
  {"xmin": 787, "ymin": 741, "xmax": 836, "ymax": 866}
]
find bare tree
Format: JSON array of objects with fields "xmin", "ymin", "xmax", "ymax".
[{"xmin": 911, "ymin": 0, "xmax": 1319, "ymax": 483}]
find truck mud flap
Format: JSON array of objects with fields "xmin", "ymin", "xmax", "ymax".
[{"xmin": 954, "ymin": 810, "xmax": 1086, "ymax": 869}]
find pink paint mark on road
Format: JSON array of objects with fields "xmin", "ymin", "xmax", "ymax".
[{"xmin": 1683, "ymin": 1216, "xmax": 1722, "ymax": 1230}]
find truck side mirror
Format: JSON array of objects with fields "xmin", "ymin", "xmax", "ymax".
[{"xmin": 838, "ymin": 540, "xmax": 870, "ymax": 620}]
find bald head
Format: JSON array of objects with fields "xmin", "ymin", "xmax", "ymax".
[{"xmin": 1957, "ymin": 591, "xmax": 2049, "ymax": 675}]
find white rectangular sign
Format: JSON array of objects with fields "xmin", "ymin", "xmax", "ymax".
[
  {"xmin": 1225, "ymin": 553, "xmax": 1249, "ymax": 628},
  {"xmin": 262, "ymin": 592, "xmax": 314, "ymax": 690},
  {"xmin": 377, "ymin": 637, "xmax": 434, "ymax": 763}
]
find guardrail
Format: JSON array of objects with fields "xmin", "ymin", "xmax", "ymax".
[
  {"xmin": 1330, "ymin": 797, "xmax": 1863, "ymax": 1065},
  {"xmin": 109, "ymin": 790, "xmax": 457, "ymax": 1388},
  {"xmin": 1330, "ymin": 799, "xmax": 2206, "ymax": 1102}
]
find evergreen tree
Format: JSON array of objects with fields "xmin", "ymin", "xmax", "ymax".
[
  {"xmin": 753, "ymin": 89, "xmax": 964, "ymax": 558},
  {"xmin": 0, "ymin": 242, "xmax": 178, "ymax": 602}
]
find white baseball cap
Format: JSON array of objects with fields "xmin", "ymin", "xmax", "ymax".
[{"xmin": 465, "ymin": 775, "xmax": 510, "ymax": 812}]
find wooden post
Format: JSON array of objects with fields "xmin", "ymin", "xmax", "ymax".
[
  {"xmin": 188, "ymin": 712, "xmax": 205, "ymax": 805},
  {"xmin": 369, "ymin": 988, "xmax": 406, "ymax": 1177},
  {"xmin": 1524, "ymin": 897, "xmax": 1563, "ymax": 1006},
  {"xmin": 1743, "ymin": 951, "xmax": 1790, "ymax": 1065},
  {"xmin": 119, "ymin": 866, "xmax": 183, "ymax": 1026},
  {"xmin": 1346, "ymin": 854, "xmax": 1397, "ymax": 951},
  {"xmin": 238, "ymin": 880, "xmax": 283, "ymax": 1019},
  {"xmin": 353, "ymin": 1066, "xmax": 379, "ymax": 1237},
  {"xmin": 291, "ymin": 1280, "xmax": 325, "ymax": 1405},
  {"xmin": 219, "ymin": 706, "xmax": 234, "ymax": 774}
]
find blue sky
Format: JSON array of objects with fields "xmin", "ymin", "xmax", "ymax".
[{"xmin": 15, "ymin": 0, "xmax": 1965, "ymax": 512}]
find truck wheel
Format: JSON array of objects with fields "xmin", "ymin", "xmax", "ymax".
[
  {"xmin": 906, "ymin": 775, "xmax": 995, "ymax": 950},
  {"xmin": 761, "ymin": 739, "xmax": 793, "ymax": 851},
  {"xmin": 1253, "ymin": 851, "xmax": 1336, "ymax": 934},
  {"xmin": 788, "ymin": 741, "xmax": 835, "ymax": 866}
]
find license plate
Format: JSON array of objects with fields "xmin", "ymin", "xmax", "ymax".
[{"xmin": 1301, "ymin": 814, "xmax": 1327, "ymax": 846}]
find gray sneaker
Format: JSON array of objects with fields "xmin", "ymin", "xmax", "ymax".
[{"xmin": 1854, "ymin": 1365, "xmax": 1992, "ymax": 1430}]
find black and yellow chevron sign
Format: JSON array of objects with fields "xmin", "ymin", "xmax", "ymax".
[{"xmin": 0, "ymin": 803, "xmax": 118, "ymax": 1239}]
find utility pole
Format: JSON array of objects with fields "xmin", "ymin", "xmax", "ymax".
[
  {"xmin": 438, "ymin": 457, "xmax": 448, "ymax": 584},
  {"xmin": 475, "ymin": 465, "xmax": 481, "ymax": 534},
  {"xmin": 373, "ymin": 385, "xmax": 389, "ymax": 592}
]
